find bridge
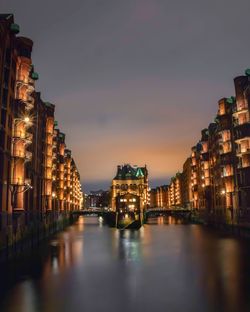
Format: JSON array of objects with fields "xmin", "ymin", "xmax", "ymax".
[
  {"xmin": 145, "ymin": 207, "xmax": 191, "ymax": 218},
  {"xmin": 73, "ymin": 208, "xmax": 105, "ymax": 216},
  {"xmin": 73, "ymin": 207, "xmax": 192, "ymax": 223}
]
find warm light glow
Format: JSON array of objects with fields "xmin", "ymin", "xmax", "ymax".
[{"xmin": 221, "ymin": 189, "xmax": 226, "ymax": 195}]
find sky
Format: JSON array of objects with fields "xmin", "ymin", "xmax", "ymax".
[{"xmin": 1, "ymin": 0, "xmax": 250, "ymax": 192}]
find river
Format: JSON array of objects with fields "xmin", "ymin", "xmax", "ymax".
[{"xmin": 0, "ymin": 216, "xmax": 250, "ymax": 312}]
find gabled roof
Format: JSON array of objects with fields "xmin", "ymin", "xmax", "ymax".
[{"xmin": 114, "ymin": 164, "xmax": 147, "ymax": 180}]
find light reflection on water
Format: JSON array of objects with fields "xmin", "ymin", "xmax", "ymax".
[{"xmin": 1, "ymin": 216, "xmax": 250, "ymax": 312}]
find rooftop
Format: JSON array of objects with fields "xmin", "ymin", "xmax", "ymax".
[{"xmin": 113, "ymin": 164, "xmax": 147, "ymax": 180}]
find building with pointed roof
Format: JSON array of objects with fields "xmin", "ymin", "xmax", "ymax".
[{"xmin": 111, "ymin": 164, "xmax": 149, "ymax": 211}]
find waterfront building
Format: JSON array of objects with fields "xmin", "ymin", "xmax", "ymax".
[
  {"xmin": 12, "ymin": 36, "xmax": 36, "ymax": 214},
  {"xmin": 64, "ymin": 149, "xmax": 72, "ymax": 211},
  {"xmin": 182, "ymin": 157, "xmax": 193, "ymax": 209},
  {"xmin": 0, "ymin": 14, "xmax": 83, "ymax": 258},
  {"xmin": 85, "ymin": 190, "xmax": 110, "ymax": 209},
  {"xmin": 70, "ymin": 159, "xmax": 82, "ymax": 211},
  {"xmin": 233, "ymin": 73, "xmax": 250, "ymax": 217},
  {"xmin": 168, "ymin": 173, "xmax": 183, "ymax": 208},
  {"xmin": 111, "ymin": 164, "xmax": 149, "ymax": 211},
  {"xmin": 0, "ymin": 14, "xmax": 18, "ymax": 240},
  {"xmin": 53, "ymin": 129, "xmax": 66, "ymax": 211},
  {"xmin": 209, "ymin": 98, "xmax": 235, "ymax": 222},
  {"xmin": 198, "ymin": 128, "xmax": 211, "ymax": 211},
  {"xmin": 190, "ymin": 145, "xmax": 200, "ymax": 209},
  {"xmin": 154, "ymin": 69, "xmax": 250, "ymax": 226},
  {"xmin": 155, "ymin": 185, "xmax": 169, "ymax": 208},
  {"xmin": 110, "ymin": 164, "xmax": 148, "ymax": 228},
  {"xmin": 149, "ymin": 188, "xmax": 157, "ymax": 208}
]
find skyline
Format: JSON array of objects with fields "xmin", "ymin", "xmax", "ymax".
[{"xmin": 2, "ymin": 0, "xmax": 250, "ymax": 192}]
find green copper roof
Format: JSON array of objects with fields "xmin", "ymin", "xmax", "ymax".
[
  {"xmin": 45, "ymin": 102, "xmax": 54, "ymax": 109},
  {"xmin": 31, "ymin": 72, "xmax": 39, "ymax": 80},
  {"xmin": 59, "ymin": 133, "xmax": 65, "ymax": 139},
  {"xmin": 10, "ymin": 23, "xmax": 20, "ymax": 34},
  {"xmin": 114, "ymin": 164, "xmax": 147, "ymax": 180},
  {"xmin": 245, "ymin": 69, "xmax": 250, "ymax": 76},
  {"xmin": 136, "ymin": 168, "xmax": 144, "ymax": 177},
  {"xmin": 226, "ymin": 96, "xmax": 235, "ymax": 104}
]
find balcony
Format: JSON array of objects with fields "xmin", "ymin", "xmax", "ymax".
[
  {"xmin": 13, "ymin": 131, "xmax": 26, "ymax": 140},
  {"xmin": 220, "ymin": 153, "xmax": 234, "ymax": 166},
  {"xmin": 25, "ymin": 151, "xmax": 32, "ymax": 161},
  {"xmin": 11, "ymin": 178, "xmax": 25, "ymax": 185},
  {"xmin": 219, "ymin": 141, "xmax": 232, "ymax": 155},
  {"xmin": 12, "ymin": 149, "xmax": 25, "ymax": 158},
  {"xmin": 233, "ymin": 107, "xmax": 249, "ymax": 116},
  {"xmin": 221, "ymin": 164, "xmax": 234, "ymax": 177},
  {"xmin": 236, "ymin": 147, "xmax": 250, "ymax": 156},
  {"xmin": 237, "ymin": 151, "xmax": 250, "ymax": 169},
  {"xmin": 25, "ymin": 132, "xmax": 33, "ymax": 144},
  {"xmin": 234, "ymin": 123, "xmax": 250, "ymax": 142}
]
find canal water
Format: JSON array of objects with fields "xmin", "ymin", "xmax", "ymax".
[{"xmin": 1, "ymin": 216, "xmax": 250, "ymax": 312}]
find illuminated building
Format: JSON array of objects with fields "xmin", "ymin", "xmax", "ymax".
[
  {"xmin": 111, "ymin": 164, "xmax": 148, "ymax": 228},
  {"xmin": 208, "ymin": 98, "xmax": 235, "ymax": 221},
  {"xmin": 199, "ymin": 129, "xmax": 211, "ymax": 210},
  {"xmin": 190, "ymin": 145, "xmax": 200, "ymax": 209},
  {"xmin": 52, "ymin": 130, "xmax": 82, "ymax": 213},
  {"xmin": 0, "ymin": 14, "xmax": 83, "ymax": 257},
  {"xmin": 168, "ymin": 173, "xmax": 183, "ymax": 208},
  {"xmin": 53, "ymin": 129, "xmax": 66, "ymax": 211},
  {"xmin": 233, "ymin": 73, "xmax": 250, "ymax": 213},
  {"xmin": 155, "ymin": 185, "xmax": 169, "ymax": 208},
  {"xmin": 0, "ymin": 14, "xmax": 18, "ymax": 233},
  {"xmin": 111, "ymin": 164, "xmax": 149, "ymax": 211},
  {"xmin": 29, "ymin": 94, "xmax": 55, "ymax": 219},
  {"xmin": 64, "ymin": 149, "xmax": 72, "ymax": 211},
  {"xmin": 11, "ymin": 37, "xmax": 38, "ymax": 213},
  {"xmin": 70, "ymin": 158, "xmax": 82, "ymax": 211},
  {"xmin": 158, "ymin": 70, "xmax": 250, "ymax": 225},
  {"xmin": 149, "ymin": 188, "xmax": 157, "ymax": 208},
  {"xmin": 182, "ymin": 157, "xmax": 193, "ymax": 209},
  {"xmin": 85, "ymin": 190, "xmax": 110, "ymax": 209}
]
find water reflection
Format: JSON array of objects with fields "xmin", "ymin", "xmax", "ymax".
[
  {"xmin": 1, "ymin": 216, "xmax": 250, "ymax": 312},
  {"xmin": 147, "ymin": 215, "xmax": 184, "ymax": 225},
  {"xmin": 118, "ymin": 230, "xmax": 142, "ymax": 262}
]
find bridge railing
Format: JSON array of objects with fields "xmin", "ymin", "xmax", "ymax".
[{"xmin": 146, "ymin": 207, "xmax": 191, "ymax": 213}]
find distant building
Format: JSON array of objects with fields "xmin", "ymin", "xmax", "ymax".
[
  {"xmin": 111, "ymin": 164, "xmax": 149, "ymax": 212},
  {"xmin": 182, "ymin": 157, "xmax": 192, "ymax": 209},
  {"xmin": 85, "ymin": 189, "xmax": 110, "ymax": 209}
]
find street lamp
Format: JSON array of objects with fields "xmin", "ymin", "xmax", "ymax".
[
  {"xmin": 221, "ymin": 189, "xmax": 226, "ymax": 196},
  {"xmin": 23, "ymin": 116, "xmax": 30, "ymax": 123},
  {"xmin": 14, "ymin": 115, "xmax": 31, "ymax": 125}
]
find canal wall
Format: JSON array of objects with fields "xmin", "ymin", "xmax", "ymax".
[
  {"xmin": 189, "ymin": 210, "xmax": 250, "ymax": 239},
  {"xmin": 0, "ymin": 212, "xmax": 78, "ymax": 263}
]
